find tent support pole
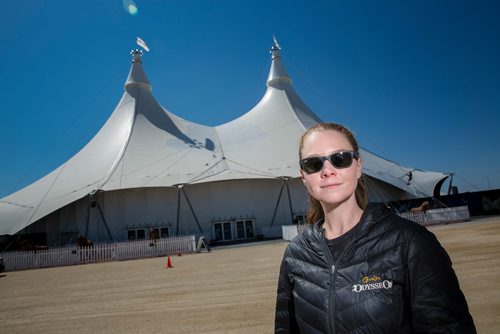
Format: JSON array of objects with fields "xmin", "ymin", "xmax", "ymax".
[
  {"xmin": 176, "ymin": 185, "xmax": 181, "ymax": 235},
  {"xmin": 285, "ymin": 179, "xmax": 294, "ymax": 223},
  {"xmin": 270, "ymin": 179, "xmax": 286, "ymax": 227},
  {"xmin": 95, "ymin": 201, "xmax": 113, "ymax": 241},
  {"xmin": 85, "ymin": 196, "xmax": 91, "ymax": 238},
  {"xmin": 447, "ymin": 173, "xmax": 455, "ymax": 195},
  {"xmin": 181, "ymin": 186, "xmax": 204, "ymax": 235}
]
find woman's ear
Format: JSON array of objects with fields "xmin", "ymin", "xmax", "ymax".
[
  {"xmin": 300, "ymin": 170, "xmax": 308, "ymax": 185},
  {"xmin": 356, "ymin": 157, "xmax": 363, "ymax": 179}
]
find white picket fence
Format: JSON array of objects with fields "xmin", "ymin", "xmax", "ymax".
[{"xmin": 0, "ymin": 235, "xmax": 196, "ymax": 272}]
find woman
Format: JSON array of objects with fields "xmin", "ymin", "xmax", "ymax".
[{"xmin": 275, "ymin": 122, "xmax": 475, "ymax": 333}]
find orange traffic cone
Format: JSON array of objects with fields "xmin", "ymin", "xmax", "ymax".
[{"xmin": 165, "ymin": 256, "xmax": 173, "ymax": 268}]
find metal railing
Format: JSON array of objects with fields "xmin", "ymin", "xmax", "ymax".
[{"xmin": 399, "ymin": 206, "xmax": 470, "ymax": 226}]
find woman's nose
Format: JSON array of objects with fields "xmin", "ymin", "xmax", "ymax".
[{"xmin": 321, "ymin": 160, "xmax": 338, "ymax": 176}]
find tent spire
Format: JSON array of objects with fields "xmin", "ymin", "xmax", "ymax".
[
  {"xmin": 270, "ymin": 34, "xmax": 282, "ymax": 59},
  {"xmin": 125, "ymin": 49, "xmax": 152, "ymax": 90},
  {"xmin": 131, "ymin": 49, "xmax": 143, "ymax": 63},
  {"xmin": 267, "ymin": 35, "xmax": 292, "ymax": 88}
]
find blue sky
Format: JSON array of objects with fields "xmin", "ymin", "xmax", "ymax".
[{"xmin": 1, "ymin": 0, "xmax": 499, "ymax": 198}]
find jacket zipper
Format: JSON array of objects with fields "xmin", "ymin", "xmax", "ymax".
[
  {"xmin": 323, "ymin": 227, "xmax": 366, "ymax": 333},
  {"xmin": 322, "ymin": 233, "xmax": 337, "ymax": 334},
  {"xmin": 331, "ymin": 263, "xmax": 337, "ymax": 333},
  {"xmin": 320, "ymin": 205, "xmax": 393, "ymax": 333}
]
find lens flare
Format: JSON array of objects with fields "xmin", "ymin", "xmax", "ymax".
[
  {"xmin": 122, "ymin": 0, "xmax": 139, "ymax": 16},
  {"xmin": 129, "ymin": 4, "xmax": 138, "ymax": 15}
]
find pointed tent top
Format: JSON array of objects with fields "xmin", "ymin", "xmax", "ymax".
[
  {"xmin": 125, "ymin": 49, "xmax": 152, "ymax": 91},
  {"xmin": 131, "ymin": 49, "xmax": 143, "ymax": 63},
  {"xmin": 270, "ymin": 34, "xmax": 282, "ymax": 59},
  {"xmin": 267, "ymin": 36, "xmax": 292, "ymax": 88}
]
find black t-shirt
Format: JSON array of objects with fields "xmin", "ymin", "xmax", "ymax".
[{"xmin": 325, "ymin": 222, "xmax": 360, "ymax": 261}]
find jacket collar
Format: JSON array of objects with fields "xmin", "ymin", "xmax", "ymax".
[{"xmin": 311, "ymin": 202, "xmax": 393, "ymax": 240}]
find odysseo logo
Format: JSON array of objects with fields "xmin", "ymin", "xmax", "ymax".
[{"xmin": 352, "ymin": 275, "xmax": 393, "ymax": 293}]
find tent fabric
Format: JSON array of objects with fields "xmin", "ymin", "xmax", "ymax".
[{"xmin": 0, "ymin": 47, "xmax": 448, "ymax": 236}]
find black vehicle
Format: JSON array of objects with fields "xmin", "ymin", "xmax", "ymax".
[{"xmin": 0, "ymin": 257, "xmax": 5, "ymax": 273}]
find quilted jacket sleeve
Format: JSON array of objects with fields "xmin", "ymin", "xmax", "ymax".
[
  {"xmin": 275, "ymin": 249, "xmax": 300, "ymax": 334},
  {"xmin": 406, "ymin": 225, "xmax": 476, "ymax": 333}
]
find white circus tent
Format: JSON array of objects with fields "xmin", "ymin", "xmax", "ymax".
[{"xmin": 0, "ymin": 41, "xmax": 448, "ymax": 245}]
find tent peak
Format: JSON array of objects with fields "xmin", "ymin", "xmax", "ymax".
[
  {"xmin": 267, "ymin": 36, "xmax": 292, "ymax": 88},
  {"xmin": 125, "ymin": 49, "xmax": 152, "ymax": 91},
  {"xmin": 270, "ymin": 34, "xmax": 282, "ymax": 60},
  {"xmin": 131, "ymin": 49, "xmax": 143, "ymax": 63}
]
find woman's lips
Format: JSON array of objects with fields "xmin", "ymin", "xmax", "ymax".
[{"xmin": 321, "ymin": 183, "xmax": 341, "ymax": 189}]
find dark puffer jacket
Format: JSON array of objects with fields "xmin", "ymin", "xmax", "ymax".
[{"xmin": 275, "ymin": 203, "xmax": 476, "ymax": 333}]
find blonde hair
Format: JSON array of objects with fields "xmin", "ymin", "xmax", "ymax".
[{"xmin": 299, "ymin": 122, "xmax": 368, "ymax": 224}]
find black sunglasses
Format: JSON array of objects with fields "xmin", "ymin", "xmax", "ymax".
[{"xmin": 299, "ymin": 150, "xmax": 359, "ymax": 174}]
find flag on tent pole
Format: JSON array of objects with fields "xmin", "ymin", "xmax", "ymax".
[
  {"xmin": 136, "ymin": 37, "xmax": 150, "ymax": 52},
  {"xmin": 273, "ymin": 34, "xmax": 281, "ymax": 49}
]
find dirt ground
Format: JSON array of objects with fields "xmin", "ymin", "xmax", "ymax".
[{"xmin": 0, "ymin": 217, "xmax": 499, "ymax": 333}]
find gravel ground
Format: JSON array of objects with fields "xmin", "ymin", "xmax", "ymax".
[{"xmin": 0, "ymin": 216, "xmax": 498, "ymax": 333}]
